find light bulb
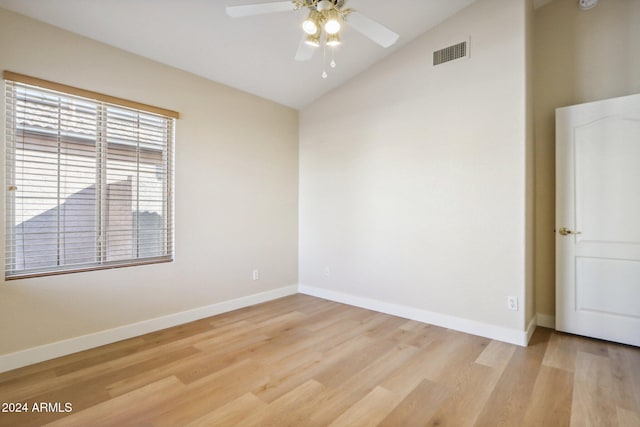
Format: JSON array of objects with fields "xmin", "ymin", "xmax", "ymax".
[
  {"xmin": 324, "ymin": 9, "xmax": 341, "ymax": 35},
  {"xmin": 325, "ymin": 19, "xmax": 340, "ymax": 35},
  {"xmin": 302, "ymin": 10, "xmax": 320, "ymax": 35},
  {"xmin": 302, "ymin": 21, "xmax": 317, "ymax": 35}
]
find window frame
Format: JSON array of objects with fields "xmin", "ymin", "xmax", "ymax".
[{"xmin": 4, "ymin": 71, "xmax": 178, "ymax": 280}]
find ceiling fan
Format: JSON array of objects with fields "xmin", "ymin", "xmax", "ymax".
[{"xmin": 225, "ymin": 0, "xmax": 400, "ymax": 63}]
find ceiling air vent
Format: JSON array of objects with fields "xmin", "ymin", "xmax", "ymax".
[{"xmin": 433, "ymin": 40, "xmax": 469, "ymax": 66}]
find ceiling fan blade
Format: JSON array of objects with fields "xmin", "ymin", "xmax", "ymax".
[
  {"xmin": 295, "ymin": 38, "xmax": 316, "ymax": 61},
  {"xmin": 345, "ymin": 12, "xmax": 399, "ymax": 48},
  {"xmin": 226, "ymin": 1, "xmax": 296, "ymax": 17}
]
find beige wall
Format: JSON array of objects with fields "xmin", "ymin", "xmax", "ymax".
[
  {"xmin": 300, "ymin": 0, "xmax": 530, "ymax": 332},
  {"xmin": 0, "ymin": 8, "xmax": 299, "ymax": 355},
  {"xmin": 534, "ymin": 0, "xmax": 640, "ymax": 317}
]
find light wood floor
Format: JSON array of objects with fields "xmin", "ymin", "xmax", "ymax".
[{"xmin": 0, "ymin": 295, "xmax": 639, "ymax": 427}]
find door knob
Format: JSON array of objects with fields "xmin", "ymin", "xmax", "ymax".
[{"xmin": 559, "ymin": 227, "xmax": 581, "ymax": 236}]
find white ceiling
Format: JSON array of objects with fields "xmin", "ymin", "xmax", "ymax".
[{"xmin": 0, "ymin": 0, "xmax": 477, "ymax": 109}]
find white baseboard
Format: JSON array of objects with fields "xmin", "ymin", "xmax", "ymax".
[
  {"xmin": 536, "ymin": 313, "xmax": 556, "ymax": 329},
  {"xmin": 0, "ymin": 285, "xmax": 298, "ymax": 374},
  {"xmin": 526, "ymin": 315, "xmax": 537, "ymax": 344},
  {"xmin": 299, "ymin": 285, "xmax": 531, "ymax": 347}
]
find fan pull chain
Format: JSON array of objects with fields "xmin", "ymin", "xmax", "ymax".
[{"xmin": 322, "ymin": 43, "xmax": 328, "ymax": 79}]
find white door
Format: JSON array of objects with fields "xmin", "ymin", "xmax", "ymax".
[{"xmin": 556, "ymin": 93, "xmax": 640, "ymax": 347}]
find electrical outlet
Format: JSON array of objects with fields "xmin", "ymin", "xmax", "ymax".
[
  {"xmin": 252, "ymin": 269, "xmax": 259, "ymax": 281},
  {"xmin": 507, "ymin": 296, "xmax": 518, "ymax": 311}
]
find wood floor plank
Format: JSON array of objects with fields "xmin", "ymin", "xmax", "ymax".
[
  {"xmin": 570, "ymin": 351, "xmax": 617, "ymax": 427},
  {"xmin": 106, "ymin": 345, "xmax": 226, "ymax": 397},
  {"xmin": 378, "ymin": 378, "xmax": 452, "ymax": 426},
  {"xmin": 307, "ymin": 342, "xmax": 422, "ymax": 425},
  {"xmin": 522, "ymin": 365, "xmax": 574, "ymax": 427},
  {"xmin": 0, "ymin": 378, "xmax": 112, "ymax": 427},
  {"xmin": 327, "ymin": 385, "xmax": 397, "ymax": 427},
  {"xmin": 616, "ymin": 345, "xmax": 640, "ymax": 412},
  {"xmin": 425, "ymin": 362, "xmax": 501, "ymax": 427},
  {"xmin": 206, "ymin": 297, "xmax": 298, "ymax": 326},
  {"xmin": 147, "ymin": 359, "xmax": 271, "ymax": 426},
  {"xmin": 385, "ymin": 331, "xmax": 474, "ymax": 388},
  {"xmin": 313, "ymin": 337, "xmax": 399, "ymax": 389},
  {"xmin": 380, "ymin": 337, "xmax": 454, "ymax": 394},
  {"xmin": 430, "ymin": 332, "xmax": 491, "ymax": 386},
  {"xmin": 475, "ymin": 339, "xmax": 517, "ymax": 371},
  {"xmin": 542, "ymin": 332, "xmax": 580, "ymax": 372},
  {"xmin": 43, "ymin": 376, "xmax": 185, "ymax": 427},
  {"xmin": 178, "ymin": 333, "xmax": 271, "ymax": 384},
  {"xmin": 286, "ymin": 297, "xmax": 342, "ymax": 318},
  {"xmin": 311, "ymin": 312, "xmax": 395, "ymax": 353},
  {"xmin": 474, "ymin": 328, "xmax": 550, "ymax": 427},
  {"xmin": 0, "ymin": 343, "xmax": 200, "ymax": 403},
  {"xmin": 542, "ymin": 330, "xmax": 610, "ymax": 374},
  {"xmin": 617, "ymin": 407, "xmax": 640, "ymax": 427},
  {"xmin": 388, "ymin": 322, "xmax": 446, "ymax": 348},
  {"xmin": 134, "ymin": 317, "xmax": 216, "ymax": 350},
  {"xmin": 607, "ymin": 344, "xmax": 640, "ymax": 413},
  {"xmin": 184, "ymin": 393, "xmax": 267, "ymax": 427},
  {"xmin": 302, "ymin": 303, "xmax": 372, "ymax": 332},
  {"xmin": 0, "ymin": 336, "xmax": 147, "ymax": 383},
  {"xmin": 251, "ymin": 349, "xmax": 324, "ymax": 403},
  {"xmin": 235, "ymin": 380, "xmax": 325, "ymax": 427},
  {"xmin": 251, "ymin": 334, "xmax": 374, "ymax": 404},
  {"xmin": 363, "ymin": 315, "xmax": 410, "ymax": 340},
  {"xmin": 0, "ymin": 295, "xmax": 638, "ymax": 426}
]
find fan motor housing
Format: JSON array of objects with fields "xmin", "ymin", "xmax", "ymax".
[{"xmin": 303, "ymin": 0, "xmax": 345, "ymax": 9}]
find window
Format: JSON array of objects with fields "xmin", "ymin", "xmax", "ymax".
[{"xmin": 4, "ymin": 72, "xmax": 178, "ymax": 279}]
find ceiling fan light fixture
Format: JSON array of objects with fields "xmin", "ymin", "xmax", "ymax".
[
  {"xmin": 304, "ymin": 32, "xmax": 320, "ymax": 47},
  {"xmin": 324, "ymin": 9, "xmax": 341, "ymax": 35},
  {"xmin": 302, "ymin": 10, "xmax": 320, "ymax": 35},
  {"xmin": 226, "ymin": 0, "xmax": 400, "ymax": 75},
  {"xmin": 326, "ymin": 33, "xmax": 341, "ymax": 47}
]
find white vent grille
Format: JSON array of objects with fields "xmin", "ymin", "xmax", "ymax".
[{"xmin": 433, "ymin": 41, "xmax": 468, "ymax": 66}]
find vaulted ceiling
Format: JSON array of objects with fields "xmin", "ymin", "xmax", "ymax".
[{"xmin": 0, "ymin": 0, "xmax": 479, "ymax": 108}]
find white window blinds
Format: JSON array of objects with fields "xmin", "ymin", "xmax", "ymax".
[{"xmin": 4, "ymin": 74, "xmax": 176, "ymax": 279}]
